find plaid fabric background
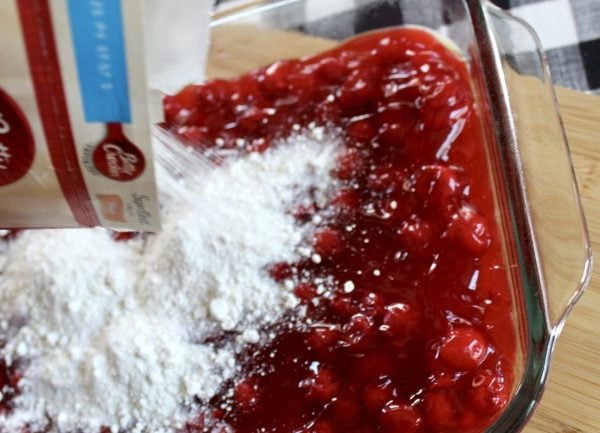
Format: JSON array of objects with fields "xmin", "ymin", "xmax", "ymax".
[
  {"xmin": 489, "ymin": 0, "xmax": 599, "ymax": 93},
  {"xmin": 215, "ymin": 0, "xmax": 600, "ymax": 94}
]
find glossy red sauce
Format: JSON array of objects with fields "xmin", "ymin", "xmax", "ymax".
[{"xmin": 164, "ymin": 28, "xmax": 516, "ymax": 433}]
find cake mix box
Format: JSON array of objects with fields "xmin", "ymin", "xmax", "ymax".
[{"xmin": 0, "ymin": 0, "xmax": 210, "ymax": 230}]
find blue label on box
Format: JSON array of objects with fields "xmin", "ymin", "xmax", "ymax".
[{"xmin": 66, "ymin": 0, "xmax": 131, "ymax": 123}]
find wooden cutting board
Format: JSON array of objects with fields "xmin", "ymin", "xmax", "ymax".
[
  {"xmin": 530, "ymin": 89, "xmax": 600, "ymax": 433},
  {"xmin": 207, "ymin": 26, "xmax": 600, "ymax": 433}
]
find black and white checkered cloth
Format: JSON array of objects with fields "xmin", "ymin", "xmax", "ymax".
[
  {"xmin": 216, "ymin": 0, "xmax": 600, "ymax": 94},
  {"xmin": 487, "ymin": 0, "xmax": 599, "ymax": 93}
]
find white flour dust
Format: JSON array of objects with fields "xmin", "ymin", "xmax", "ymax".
[{"xmin": 0, "ymin": 128, "xmax": 340, "ymax": 433}]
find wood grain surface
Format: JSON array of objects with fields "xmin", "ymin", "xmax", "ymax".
[
  {"xmin": 530, "ymin": 87, "xmax": 600, "ymax": 433},
  {"xmin": 207, "ymin": 26, "xmax": 600, "ymax": 432}
]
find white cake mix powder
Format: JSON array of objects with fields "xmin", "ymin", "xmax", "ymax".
[{"xmin": 0, "ymin": 128, "xmax": 340, "ymax": 433}]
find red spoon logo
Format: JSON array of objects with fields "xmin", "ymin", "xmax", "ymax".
[
  {"xmin": 0, "ymin": 88, "xmax": 35, "ymax": 186},
  {"xmin": 92, "ymin": 123, "xmax": 145, "ymax": 181}
]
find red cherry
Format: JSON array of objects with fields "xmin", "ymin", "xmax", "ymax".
[
  {"xmin": 429, "ymin": 371, "xmax": 461, "ymax": 390},
  {"xmin": 446, "ymin": 206, "xmax": 491, "ymax": 255},
  {"xmin": 420, "ymin": 103, "xmax": 454, "ymax": 131},
  {"xmin": 438, "ymin": 327, "xmax": 489, "ymax": 370},
  {"xmin": 376, "ymin": 37, "xmax": 410, "ymax": 66},
  {"xmin": 414, "ymin": 165, "xmax": 466, "ymax": 214},
  {"xmin": 367, "ymin": 166, "xmax": 406, "ymax": 192},
  {"xmin": 466, "ymin": 369, "xmax": 509, "ymax": 414},
  {"xmin": 313, "ymin": 228, "xmax": 347, "ymax": 257},
  {"xmin": 334, "ymin": 148, "xmax": 364, "ymax": 180},
  {"xmin": 303, "ymin": 420, "xmax": 335, "ymax": 433},
  {"xmin": 428, "ymin": 80, "xmax": 467, "ymax": 110},
  {"xmin": 294, "ymin": 282, "xmax": 318, "ymax": 302},
  {"xmin": 287, "ymin": 72, "xmax": 318, "ymax": 103},
  {"xmin": 316, "ymin": 57, "xmax": 347, "ymax": 83},
  {"xmin": 379, "ymin": 401, "xmax": 422, "ymax": 433},
  {"xmin": 172, "ymin": 107, "xmax": 205, "ymax": 128},
  {"xmin": 351, "ymin": 352, "xmax": 394, "ymax": 383},
  {"xmin": 314, "ymin": 100, "xmax": 343, "ymax": 124},
  {"xmin": 338, "ymin": 71, "xmax": 377, "ymax": 113},
  {"xmin": 362, "ymin": 380, "xmax": 395, "ymax": 414},
  {"xmin": 377, "ymin": 106, "xmax": 416, "ymax": 132},
  {"xmin": 235, "ymin": 74, "xmax": 263, "ymax": 103},
  {"xmin": 457, "ymin": 409, "xmax": 480, "ymax": 431},
  {"xmin": 268, "ymin": 262, "xmax": 293, "ymax": 282},
  {"xmin": 346, "ymin": 119, "xmax": 377, "ymax": 146},
  {"xmin": 234, "ymin": 378, "xmax": 260, "ymax": 411},
  {"xmin": 211, "ymin": 411, "xmax": 228, "ymax": 425},
  {"xmin": 412, "ymin": 50, "xmax": 441, "ymax": 71},
  {"xmin": 424, "ymin": 389, "xmax": 460, "ymax": 431},
  {"xmin": 305, "ymin": 326, "xmax": 342, "ymax": 354},
  {"xmin": 299, "ymin": 366, "xmax": 340, "ymax": 404},
  {"xmin": 237, "ymin": 106, "xmax": 269, "ymax": 132},
  {"xmin": 330, "ymin": 188, "xmax": 361, "ymax": 213},
  {"xmin": 341, "ymin": 314, "xmax": 376, "ymax": 351},
  {"xmin": 171, "ymin": 84, "xmax": 202, "ymax": 108},
  {"xmin": 397, "ymin": 217, "xmax": 433, "ymax": 252},
  {"xmin": 383, "ymin": 74, "xmax": 422, "ymax": 103},
  {"xmin": 259, "ymin": 60, "xmax": 300, "ymax": 96},
  {"xmin": 378, "ymin": 122, "xmax": 411, "ymax": 149},
  {"xmin": 358, "ymin": 292, "xmax": 385, "ymax": 319},
  {"xmin": 201, "ymin": 111, "xmax": 232, "ymax": 132},
  {"xmin": 379, "ymin": 302, "xmax": 420, "ymax": 341},
  {"xmin": 329, "ymin": 394, "xmax": 363, "ymax": 426},
  {"xmin": 204, "ymin": 79, "xmax": 239, "ymax": 106},
  {"xmin": 354, "ymin": 427, "xmax": 376, "ymax": 433},
  {"xmin": 376, "ymin": 196, "xmax": 408, "ymax": 224},
  {"xmin": 163, "ymin": 99, "xmax": 182, "ymax": 122},
  {"xmin": 329, "ymin": 295, "xmax": 359, "ymax": 319}
]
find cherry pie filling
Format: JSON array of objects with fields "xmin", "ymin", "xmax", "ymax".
[
  {"xmin": 0, "ymin": 28, "xmax": 516, "ymax": 433},
  {"xmin": 163, "ymin": 28, "xmax": 516, "ymax": 433}
]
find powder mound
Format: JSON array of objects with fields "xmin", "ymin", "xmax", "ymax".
[
  {"xmin": 0, "ymin": 229, "xmax": 232, "ymax": 433},
  {"xmin": 0, "ymin": 129, "xmax": 340, "ymax": 433},
  {"xmin": 141, "ymin": 131, "xmax": 340, "ymax": 333}
]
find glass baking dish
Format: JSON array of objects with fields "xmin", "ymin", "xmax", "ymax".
[{"xmin": 207, "ymin": 0, "xmax": 592, "ymax": 432}]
